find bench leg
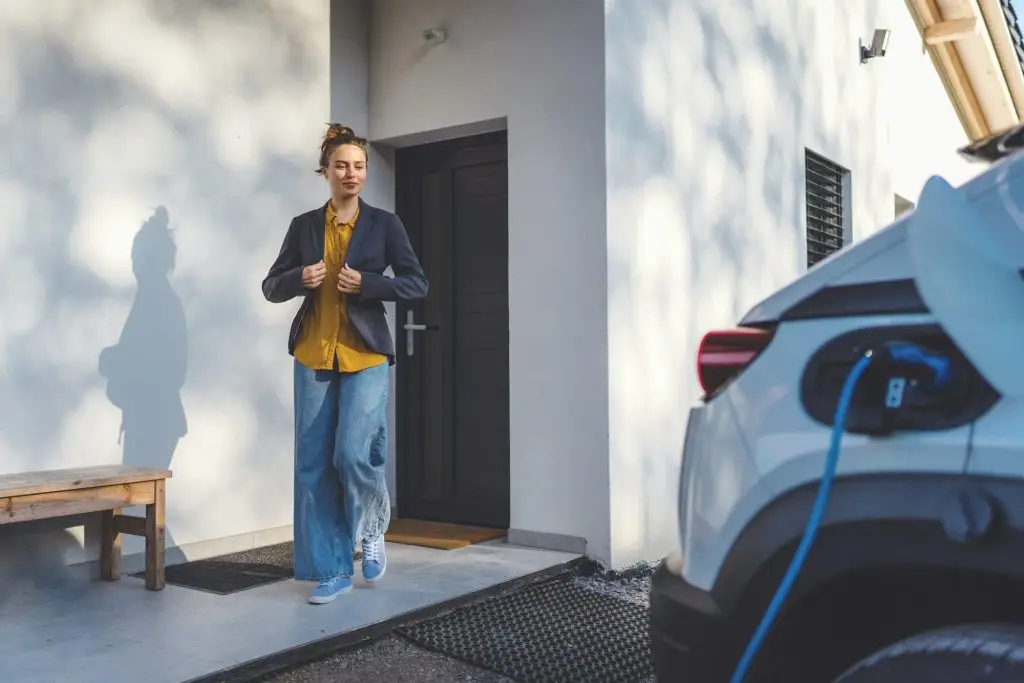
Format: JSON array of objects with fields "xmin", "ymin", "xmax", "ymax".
[
  {"xmin": 145, "ymin": 480, "xmax": 166, "ymax": 591},
  {"xmin": 100, "ymin": 508, "xmax": 122, "ymax": 581}
]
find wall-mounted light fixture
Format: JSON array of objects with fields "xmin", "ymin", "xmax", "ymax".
[
  {"xmin": 860, "ymin": 28, "xmax": 891, "ymax": 64},
  {"xmin": 423, "ymin": 27, "xmax": 447, "ymax": 46}
]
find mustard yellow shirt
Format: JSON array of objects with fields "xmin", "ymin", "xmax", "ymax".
[{"xmin": 293, "ymin": 202, "xmax": 388, "ymax": 372}]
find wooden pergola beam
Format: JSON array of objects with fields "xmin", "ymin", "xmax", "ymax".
[{"xmin": 924, "ymin": 17, "xmax": 979, "ymax": 44}]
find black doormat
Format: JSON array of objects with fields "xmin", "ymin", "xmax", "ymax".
[
  {"xmin": 137, "ymin": 541, "xmax": 295, "ymax": 595},
  {"xmin": 396, "ymin": 573, "xmax": 653, "ymax": 683}
]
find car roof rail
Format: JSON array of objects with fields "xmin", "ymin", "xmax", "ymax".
[{"xmin": 958, "ymin": 123, "xmax": 1024, "ymax": 163}]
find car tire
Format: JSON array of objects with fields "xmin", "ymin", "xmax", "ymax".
[{"xmin": 834, "ymin": 623, "xmax": 1024, "ymax": 682}]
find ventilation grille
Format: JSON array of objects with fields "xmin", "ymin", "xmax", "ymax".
[{"xmin": 805, "ymin": 150, "xmax": 847, "ymax": 267}]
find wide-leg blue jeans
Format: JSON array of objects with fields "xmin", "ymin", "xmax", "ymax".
[{"xmin": 292, "ymin": 359, "xmax": 390, "ymax": 581}]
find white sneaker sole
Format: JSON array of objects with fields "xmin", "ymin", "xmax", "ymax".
[{"xmin": 308, "ymin": 583, "xmax": 353, "ymax": 604}]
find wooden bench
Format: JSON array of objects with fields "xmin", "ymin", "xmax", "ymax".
[{"xmin": 0, "ymin": 465, "xmax": 171, "ymax": 591}]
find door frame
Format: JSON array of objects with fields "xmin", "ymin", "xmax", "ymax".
[{"xmin": 394, "ymin": 130, "xmax": 510, "ymax": 527}]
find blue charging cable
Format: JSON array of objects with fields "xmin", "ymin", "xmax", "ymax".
[
  {"xmin": 728, "ymin": 351, "xmax": 876, "ymax": 683},
  {"xmin": 728, "ymin": 342, "xmax": 953, "ymax": 682}
]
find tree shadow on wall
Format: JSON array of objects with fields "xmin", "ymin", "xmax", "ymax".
[{"xmin": 98, "ymin": 205, "xmax": 188, "ymax": 555}]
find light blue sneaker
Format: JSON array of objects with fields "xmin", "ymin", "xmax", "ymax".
[
  {"xmin": 308, "ymin": 576, "xmax": 352, "ymax": 604},
  {"xmin": 361, "ymin": 536, "xmax": 386, "ymax": 584}
]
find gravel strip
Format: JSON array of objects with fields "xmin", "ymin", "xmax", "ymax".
[
  {"xmin": 569, "ymin": 560, "xmax": 656, "ymax": 608},
  {"xmin": 263, "ymin": 635, "xmax": 514, "ymax": 683}
]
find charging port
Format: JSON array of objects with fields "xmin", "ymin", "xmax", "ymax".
[
  {"xmin": 885, "ymin": 377, "xmax": 907, "ymax": 409},
  {"xmin": 800, "ymin": 324, "xmax": 999, "ymax": 435}
]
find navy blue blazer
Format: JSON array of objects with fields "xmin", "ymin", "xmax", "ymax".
[{"xmin": 261, "ymin": 199, "xmax": 428, "ymax": 364}]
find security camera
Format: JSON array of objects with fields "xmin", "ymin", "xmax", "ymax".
[
  {"xmin": 871, "ymin": 29, "xmax": 891, "ymax": 57},
  {"xmin": 423, "ymin": 27, "xmax": 447, "ymax": 45},
  {"xmin": 860, "ymin": 28, "xmax": 891, "ymax": 63}
]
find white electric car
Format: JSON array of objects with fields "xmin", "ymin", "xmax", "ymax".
[{"xmin": 649, "ymin": 125, "xmax": 1024, "ymax": 683}]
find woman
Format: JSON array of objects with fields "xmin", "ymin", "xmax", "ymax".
[{"xmin": 262, "ymin": 124, "xmax": 428, "ymax": 604}]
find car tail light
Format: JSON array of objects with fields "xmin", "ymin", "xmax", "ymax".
[{"xmin": 697, "ymin": 326, "xmax": 775, "ymax": 399}]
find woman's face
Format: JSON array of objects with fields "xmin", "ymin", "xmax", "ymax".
[{"xmin": 325, "ymin": 143, "xmax": 367, "ymax": 199}]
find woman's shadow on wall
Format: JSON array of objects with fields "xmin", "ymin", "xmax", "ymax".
[
  {"xmin": 98, "ymin": 206, "xmax": 187, "ymax": 557},
  {"xmin": 0, "ymin": 207, "xmax": 188, "ymax": 611}
]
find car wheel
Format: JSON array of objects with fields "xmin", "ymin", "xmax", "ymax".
[{"xmin": 834, "ymin": 623, "xmax": 1024, "ymax": 682}]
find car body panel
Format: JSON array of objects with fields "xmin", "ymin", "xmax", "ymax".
[
  {"xmin": 661, "ymin": 136, "xmax": 1024, "ymax": 683},
  {"xmin": 908, "ymin": 175, "xmax": 1024, "ymax": 400},
  {"xmin": 680, "ymin": 313, "xmax": 972, "ymax": 590},
  {"xmin": 678, "ymin": 397, "xmax": 773, "ymax": 592},
  {"xmin": 968, "ymin": 398, "xmax": 1024, "ymax": 478},
  {"xmin": 679, "ymin": 144, "xmax": 1024, "ymax": 596}
]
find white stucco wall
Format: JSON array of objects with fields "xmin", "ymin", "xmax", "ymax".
[
  {"xmin": 604, "ymin": 0, "xmax": 984, "ymax": 566},
  {"xmin": 0, "ymin": 0, "xmax": 984, "ymax": 572},
  {"xmin": 0, "ymin": 0, "xmax": 330, "ymax": 563},
  {"xmin": 367, "ymin": 0, "xmax": 612, "ymax": 561}
]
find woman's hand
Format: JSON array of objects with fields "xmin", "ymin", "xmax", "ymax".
[
  {"xmin": 302, "ymin": 261, "xmax": 326, "ymax": 289},
  {"xmin": 338, "ymin": 264, "xmax": 362, "ymax": 294}
]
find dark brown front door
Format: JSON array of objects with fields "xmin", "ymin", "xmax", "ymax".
[{"xmin": 395, "ymin": 131, "xmax": 510, "ymax": 528}]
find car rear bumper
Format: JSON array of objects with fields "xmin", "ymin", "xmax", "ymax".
[{"xmin": 648, "ymin": 557, "xmax": 734, "ymax": 682}]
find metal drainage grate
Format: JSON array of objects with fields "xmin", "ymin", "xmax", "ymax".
[{"xmin": 398, "ymin": 575, "xmax": 652, "ymax": 683}]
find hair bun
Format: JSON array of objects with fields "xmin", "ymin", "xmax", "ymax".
[{"xmin": 324, "ymin": 123, "xmax": 355, "ymax": 142}]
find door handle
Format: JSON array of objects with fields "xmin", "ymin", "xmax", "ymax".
[{"xmin": 403, "ymin": 310, "xmax": 438, "ymax": 356}]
